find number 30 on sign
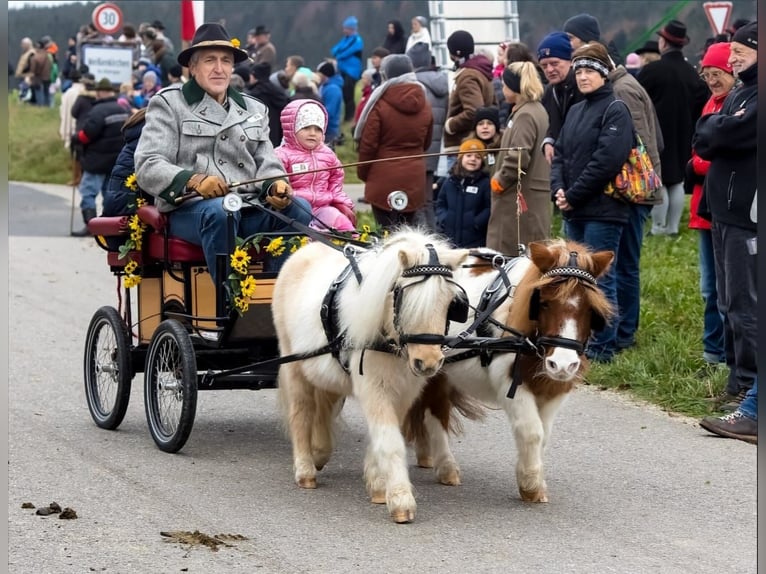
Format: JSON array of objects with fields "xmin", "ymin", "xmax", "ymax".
[{"xmin": 92, "ymin": 3, "xmax": 124, "ymax": 35}]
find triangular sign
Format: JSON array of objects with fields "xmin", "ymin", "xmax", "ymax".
[{"xmin": 703, "ymin": 1, "xmax": 733, "ymax": 36}]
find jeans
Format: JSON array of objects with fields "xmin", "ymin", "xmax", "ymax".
[
  {"xmin": 33, "ymin": 82, "xmax": 50, "ymax": 107},
  {"xmin": 650, "ymin": 181, "xmax": 685, "ymax": 235},
  {"xmin": 168, "ymin": 196, "xmax": 313, "ymax": 282},
  {"xmin": 79, "ymin": 171, "xmax": 107, "ymax": 210},
  {"xmin": 413, "ymin": 171, "xmax": 436, "ymax": 232},
  {"xmin": 711, "ymin": 221, "xmax": 757, "ymax": 396},
  {"xmin": 698, "ymin": 229, "xmax": 725, "ymax": 363},
  {"xmin": 615, "ymin": 204, "xmax": 651, "ymax": 350},
  {"xmin": 564, "ymin": 219, "xmax": 624, "ymax": 361},
  {"xmin": 738, "ymin": 378, "xmax": 757, "ymax": 421}
]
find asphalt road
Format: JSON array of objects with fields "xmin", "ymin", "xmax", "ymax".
[{"xmin": 8, "ymin": 182, "xmax": 758, "ymax": 574}]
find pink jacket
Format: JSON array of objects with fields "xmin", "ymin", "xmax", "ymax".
[{"xmin": 275, "ymin": 100, "xmax": 355, "ymax": 231}]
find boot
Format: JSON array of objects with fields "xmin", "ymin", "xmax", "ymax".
[
  {"xmin": 66, "ymin": 159, "xmax": 82, "ymax": 187},
  {"xmin": 71, "ymin": 208, "xmax": 97, "ymax": 237}
]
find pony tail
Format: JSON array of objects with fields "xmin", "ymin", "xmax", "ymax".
[{"xmin": 510, "ymin": 61, "xmax": 544, "ymax": 103}]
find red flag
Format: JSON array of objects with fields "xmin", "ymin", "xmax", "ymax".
[{"xmin": 181, "ymin": 0, "xmax": 198, "ymax": 42}]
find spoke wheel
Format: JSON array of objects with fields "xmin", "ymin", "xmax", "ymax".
[
  {"xmin": 144, "ymin": 319, "xmax": 197, "ymax": 453},
  {"xmin": 83, "ymin": 306, "xmax": 133, "ymax": 430}
]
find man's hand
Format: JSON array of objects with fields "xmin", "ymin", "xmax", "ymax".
[
  {"xmin": 554, "ymin": 188, "xmax": 572, "ymax": 211},
  {"xmin": 543, "ymin": 143, "xmax": 555, "ymax": 165},
  {"xmin": 187, "ymin": 173, "xmax": 228, "ymax": 199},
  {"xmin": 265, "ymin": 180, "xmax": 292, "ymax": 210}
]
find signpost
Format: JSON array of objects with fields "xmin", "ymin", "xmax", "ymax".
[
  {"xmin": 92, "ymin": 3, "xmax": 124, "ymax": 36},
  {"xmin": 703, "ymin": 1, "xmax": 733, "ymax": 36}
]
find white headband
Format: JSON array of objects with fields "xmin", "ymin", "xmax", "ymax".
[{"xmin": 572, "ymin": 57, "xmax": 610, "ymax": 77}]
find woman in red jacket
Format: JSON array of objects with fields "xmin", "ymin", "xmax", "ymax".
[{"xmin": 687, "ymin": 42, "xmax": 736, "ymax": 376}]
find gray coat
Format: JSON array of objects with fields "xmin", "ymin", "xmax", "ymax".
[
  {"xmin": 415, "ymin": 69, "xmax": 449, "ymax": 173},
  {"xmin": 135, "ymin": 79, "xmax": 286, "ymax": 213}
]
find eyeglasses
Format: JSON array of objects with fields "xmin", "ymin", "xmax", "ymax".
[{"xmin": 700, "ymin": 70, "xmax": 726, "ymax": 82}]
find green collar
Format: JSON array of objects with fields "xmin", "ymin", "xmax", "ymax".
[{"xmin": 182, "ymin": 77, "xmax": 246, "ymax": 109}]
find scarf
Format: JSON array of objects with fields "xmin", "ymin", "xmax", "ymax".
[{"xmin": 353, "ymin": 72, "xmax": 425, "ymax": 142}]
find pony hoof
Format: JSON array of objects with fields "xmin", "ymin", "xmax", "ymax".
[
  {"xmin": 297, "ymin": 477, "xmax": 317, "ymax": 489},
  {"xmin": 437, "ymin": 469, "xmax": 461, "ymax": 486},
  {"xmin": 519, "ymin": 488, "xmax": 548, "ymax": 503},
  {"xmin": 416, "ymin": 456, "xmax": 433, "ymax": 468},
  {"xmin": 390, "ymin": 509, "xmax": 415, "ymax": 523},
  {"xmin": 370, "ymin": 491, "xmax": 386, "ymax": 504}
]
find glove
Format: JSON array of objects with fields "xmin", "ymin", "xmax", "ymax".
[
  {"xmin": 187, "ymin": 173, "xmax": 228, "ymax": 199},
  {"xmin": 491, "ymin": 178, "xmax": 504, "ymax": 194},
  {"xmin": 265, "ymin": 180, "xmax": 292, "ymax": 210}
]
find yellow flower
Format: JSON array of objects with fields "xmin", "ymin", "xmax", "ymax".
[
  {"xmin": 240, "ymin": 275, "xmax": 257, "ymax": 298},
  {"xmin": 234, "ymin": 296, "xmax": 249, "ymax": 313},
  {"xmin": 128, "ymin": 215, "xmax": 141, "ymax": 231},
  {"xmin": 265, "ymin": 237, "xmax": 285, "ymax": 256},
  {"xmin": 362, "ymin": 224, "xmax": 371, "ymax": 233},
  {"xmin": 124, "ymin": 260, "xmax": 138, "ymax": 274},
  {"xmin": 136, "ymin": 197, "xmax": 147, "ymax": 208},
  {"xmin": 230, "ymin": 247, "xmax": 251, "ymax": 275},
  {"xmin": 130, "ymin": 230, "xmax": 142, "ymax": 242},
  {"xmin": 231, "ymin": 37, "xmax": 240, "ymax": 48},
  {"xmin": 124, "ymin": 274, "xmax": 141, "ymax": 288},
  {"xmin": 299, "ymin": 236, "xmax": 310, "ymax": 247},
  {"xmin": 125, "ymin": 173, "xmax": 138, "ymax": 192}
]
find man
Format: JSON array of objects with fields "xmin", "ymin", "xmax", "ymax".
[
  {"xmin": 134, "ymin": 23, "xmax": 311, "ymax": 280},
  {"xmin": 693, "ymin": 21, "xmax": 757, "ymax": 429},
  {"xmin": 315, "ymin": 60, "xmax": 343, "ymax": 147},
  {"xmin": 369, "ymin": 46, "xmax": 390, "ymax": 90},
  {"xmin": 634, "ymin": 40, "xmax": 661, "ymax": 68},
  {"xmin": 150, "ymin": 20, "xmax": 174, "ymax": 53},
  {"xmin": 71, "ymin": 78, "xmax": 130, "ymax": 236},
  {"xmin": 443, "ymin": 30, "xmax": 494, "ymax": 165},
  {"xmin": 563, "ymin": 12, "xmax": 622, "ymax": 65},
  {"xmin": 246, "ymin": 62, "xmax": 289, "ymax": 147},
  {"xmin": 283, "ymin": 54, "xmax": 304, "ymax": 84},
  {"xmin": 15, "ymin": 37, "xmax": 36, "ymax": 102},
  {"xmin": 331, "ymin": 16, "xmax": 364, "ymax": 122},
  {"xmin": 251, "ymin": 25, "xmax": 277, "ymax": 68},
  {"xmin": 638, "ymin": 19, "xmax": 709, "ymax": 236},
  {"xmin": 537, "ymin": 31, "xmax": 582, "ymax": 165}
]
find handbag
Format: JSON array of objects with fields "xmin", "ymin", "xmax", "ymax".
[{"xmin": 602, "ymin": 101, "xmax": 663, "ymax": 204}]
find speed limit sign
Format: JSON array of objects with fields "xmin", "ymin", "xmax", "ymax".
[{"xmin": 92, "ymin": 3, "xmax": 124, "ymax": 35}]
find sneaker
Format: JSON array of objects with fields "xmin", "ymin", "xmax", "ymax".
[
  {"xmin": 699, "ymin": 410, "xmax": 757, "ymax": 444},
  {"xmin": 718, "ymin": 388, "xmax": 748, "ymax": 413},
  {"xmin": 703, "ymin": 388, "xmax": 738, "ymax": 406}
]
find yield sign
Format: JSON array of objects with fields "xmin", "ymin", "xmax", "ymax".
[{"xmin": 703, "ymin": 1, "xmax": 733, "ymax": 36}]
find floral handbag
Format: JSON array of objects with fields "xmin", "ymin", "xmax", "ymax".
[{"xmin": 602, "ymin": 101, "xmax": 663, "ymax": 204}]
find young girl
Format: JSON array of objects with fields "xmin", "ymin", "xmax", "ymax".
[
  {"xmin": 275, "ymin": 100, "xmax": 356, "ymax": 231},
  {"xmin": 435, "ymin": 138, "xmax": 491, "ymax": 248},
  {"xmin": 469, "ymin": 106, "xmax": 503, "ymax": 175}
]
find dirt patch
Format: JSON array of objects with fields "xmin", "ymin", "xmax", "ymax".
[{"xmin": 160, "ymin": 531, "xmax": 248, "ymax": 552}]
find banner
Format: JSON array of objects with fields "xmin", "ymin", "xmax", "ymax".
[{"xmin": 181, "ymin": 0, "xmax": 205, "ymax": 42}]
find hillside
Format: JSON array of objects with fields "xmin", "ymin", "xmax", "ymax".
[{"xmin": 8, "ymin": 1, "xmax": 757, "ymax": 72}]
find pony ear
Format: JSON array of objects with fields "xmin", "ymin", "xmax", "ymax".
[
  {"xmin": 590, "ymin": 251, "xmax": 615, "ymax": 278},
  {"xmin": 527, "ymin": 241, "xmax": 558, "ymax": 273},
  {"xmin": 398, "ymin": 247, "xmax": 417, "ymax": 269}
]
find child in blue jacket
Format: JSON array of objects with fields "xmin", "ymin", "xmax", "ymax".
[{"xmin": 435, "ymin": 138, "xmax": 491, "ymax": 248}]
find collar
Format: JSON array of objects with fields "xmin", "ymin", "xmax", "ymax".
[
  {"xmin": 738, "ymin": 62, "xmax": 757, "ymax": 85},
  {"xmin": 182, "ymin": 76, "xmax": 247, "ymax": 109}
]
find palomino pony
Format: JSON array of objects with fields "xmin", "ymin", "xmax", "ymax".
[
  {"xmin": 271, "ymin": 228, "xmax": 470, "ymax": 523},
  {"xmin": 403, "ymin": 239, "xmax": 614, "ymax": 503}
]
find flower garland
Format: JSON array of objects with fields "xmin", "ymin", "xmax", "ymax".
[{"xmin": 117, "ymin": 173, "xmax": 147, "ymax": 288}]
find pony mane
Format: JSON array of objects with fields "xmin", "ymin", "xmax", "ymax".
[
  {"xmin": 339, "ymin": 227, "xmax": 457, "ymax": 345},
  {"xmin": 506, "ymin": 239, "xmax": 613, "ymax": 333}
]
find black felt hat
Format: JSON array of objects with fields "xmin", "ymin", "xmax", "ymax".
[
  {"xmin": 635, "ymin": 40, "xmax": 660, "ymax": 55},
  {"xmin": 657, "ymin": 19, "xmax": 690, "ymax": 46},
  {"xmin": 177, "ymin": 23, "xmax": 249, "ymax": 67}
]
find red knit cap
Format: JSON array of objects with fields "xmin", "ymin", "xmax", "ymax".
[{"xmin": 700, "ymin": 42, "xmax": 733, "ymax": 74}]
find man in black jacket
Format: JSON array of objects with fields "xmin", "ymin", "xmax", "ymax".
[
  {"xmin": 693, "ymin": 22, "xmax": 757, "ymax": 425},
  {"xmin": 246, "ymin": 62, "xmax": 289, "ymax": 148},
  {"xmin": 70, "ymin": 78, "xmax": 130, "ymax": 236}
]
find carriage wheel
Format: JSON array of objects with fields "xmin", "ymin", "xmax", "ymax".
[
  {"xmin": 83, "ymin": 306, "xmax": 133, "ymax": 430},
  {"xmin": 144, "ymin": 319, "xmax": 198, "ymax": 453}
]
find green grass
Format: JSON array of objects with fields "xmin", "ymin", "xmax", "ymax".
[{"xmin": 9, "ymin": 95, "xmax": 722, "ymax": 419}]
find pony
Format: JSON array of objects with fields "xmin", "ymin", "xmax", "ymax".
[
  {"xmin": 271, "ymin": 227, "xmax": 470, "ymax": 523},
  {"xmin": 403, "ymin": 239, "xmax": 614, "ymax": 503}
]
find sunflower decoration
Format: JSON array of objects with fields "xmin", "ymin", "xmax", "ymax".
[
  {"xmin": 231, "ymin": 37, "xmax": 240, "ymax": 48},
  {"xmin": 117, "ymin": 173, "xmax": 148, "ymax": 288}
]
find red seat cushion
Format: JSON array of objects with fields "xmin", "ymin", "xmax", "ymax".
[
  {"xmin": 146, "ymin": 233, "xmax": 205, "ymax": 263},
  {"xmin": 137, "ymin": 205, "xmax": 168, "ymax": 232},
  {"xmin": 88, "ymin": 216, "xmax": 129, "ymax": 237}
]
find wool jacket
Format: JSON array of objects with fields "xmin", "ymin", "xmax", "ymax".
[
  {"xmin": 357, "ymin": 82, "xmax": 433, "ymax": 212},
  {"xmin": 444, "ymin": 55, "xmax": 495, "ymax": 150},
  {"xmin": 609, "ymin": 65, "xmax": 664, "ymax": 203},
  {"xmin": 550, "ymin": 82, "xmax": 633, "ymax": 224},
  {"xmin": 435, "ymin": 169, "xmax": 491, "ymax": 248},
  {"xmin": 134, "ymin": 79, "xmax": 286, "ymax": 213},
  {"xmin": 414, "ymin": 68, "xmax": 449, "ymax": 173},
  {"xmin": 688, "ymin": 90, "xmax": 729, "ymax": 230},
  {"xmin": 275, "ymin": 100, "xmax": 353, "ymax": 228},
  {"xmin": 638, "ymin": 49, "xmax": 709, "ymax": 184},
  {"xmin": 77, "ymin": 95, "xmax": 130, "ymax": 174},
  {"xmin": 693, "ymin": 63, "xmax": 757, "ymax": 232}
]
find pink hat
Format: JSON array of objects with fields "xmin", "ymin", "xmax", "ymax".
[
  {"xmin": 700, "ymin": 42, "xmax": 733, "ymax": 74},
  {"xmin": 625, "ymin": 52, "xmax": 641, "ymax": 69}
]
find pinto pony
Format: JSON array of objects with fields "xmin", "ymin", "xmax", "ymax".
[
  {"xmin": 271, "ymin": 228, "xmax": 469, "ymax": 523},
  {"xmin": 404, "ymin": 239, "xmax": 614, "ymax": 503}
]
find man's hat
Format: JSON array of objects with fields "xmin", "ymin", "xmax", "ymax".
[
  {"xmin": 657, "ymin": 19, "xmax": 690, "ymax": 46},
  {"xmin": 177, "ymin": 23, "xmax": 249, "ymax": 67},
  {"xmin": 95, "ymin": 78, "xmax": 118, "ymax": 91},
  {"xmin": 254, "ymin": 25, "xmax": 270, "ymax": 36},
  {"xmin": 151, "ymin": 20, "xmax": 165, "ymax": 31},
  {"xmin": 634, "ymin": 40, "xmax": 660, "ymax": 55}
]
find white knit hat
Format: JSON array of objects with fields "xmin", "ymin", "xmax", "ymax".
[{"xmin": 295, "ymin": 102, "xmax": 326, "ymax": 133}]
